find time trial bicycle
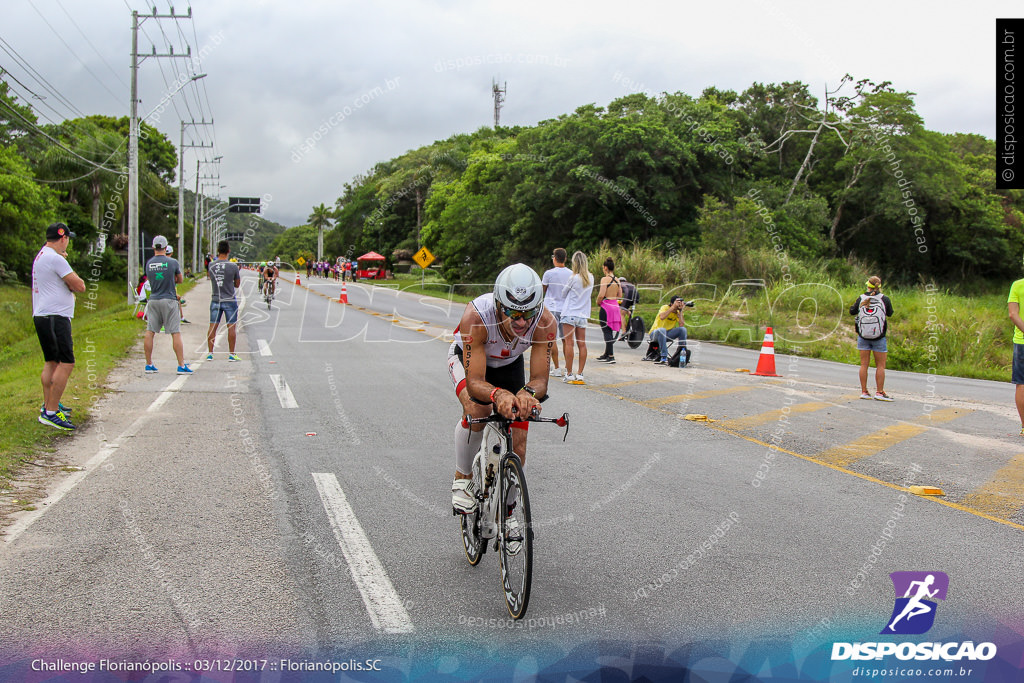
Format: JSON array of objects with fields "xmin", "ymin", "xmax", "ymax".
[{"xmin": 458, "ymin": 405, "xmax": 569, "ymax": 619}]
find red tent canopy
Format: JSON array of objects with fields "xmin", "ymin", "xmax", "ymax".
[{"xmin": 357, "ymin": 251, "xmax": 385, "ymax": 260}]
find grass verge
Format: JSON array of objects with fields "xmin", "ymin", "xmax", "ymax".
[{"xmin": 0, "ymin": 279, "xmax": 195, "ymax": 489}]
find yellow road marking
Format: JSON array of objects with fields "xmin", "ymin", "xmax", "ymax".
[
  {"xmin": 718, "ymin": 401, "xmax": 833, "ymax": 431},
  {"xmin": 695, "ymin": 419, "xmax": 1024, "ymax": 533},
  {"xmin": 817, "ymin": 423, "xmax": 929, "ymax": 467},
  {"xmin": 961, "ymin": 453, "xmax": 1024, "ymax": 520},
  {"xmin": 816, "ymin": 407, "xmax": 969, "ymax": 467},
  {"xmin": 598, "ymin": 379, "xmax": 669, "ymax": 389},
  {"xmin": 908, "ymin": 407, "xmax": 973, "ymax": 425},
  {"xmin": 640, "ymin": 385, "xmax": 757, "ymax": 407}
]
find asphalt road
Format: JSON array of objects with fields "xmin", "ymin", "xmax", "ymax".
[{"xmin": 1, "ymin": 271, "xmax": 1022, "ymax": 680}]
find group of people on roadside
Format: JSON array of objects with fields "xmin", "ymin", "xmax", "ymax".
[
  {"xmin": 27, "ymin": 214, "xmax": 1024, "ymax": 442},
  {"xmin": 306, "ymin": 258, "xmax": 352, "ymax": 281},
  {"xmin": 540, "ymin": 248, "xmax": 690, "ymax": 384},
  {"xmin": 145, "ymin": 237, "xmax": 244, "ymax": 370}
]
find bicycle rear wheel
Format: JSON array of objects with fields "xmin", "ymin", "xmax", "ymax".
[{"xmin": 499, "ymin": 454, "xmax": 533, "ymax": 619}]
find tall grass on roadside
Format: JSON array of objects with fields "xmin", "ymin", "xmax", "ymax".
[
  {"xmin": 582, "ymin": 241, "xmax": 1014, "ymax": 382},
  {"xmin": 0, "ymin": 281, "xmax": 187, "ymax": 487}
]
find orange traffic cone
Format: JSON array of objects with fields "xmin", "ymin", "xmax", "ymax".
[
  {"xmin": 750, "ymin": 326, "xmax": 781, "ymax": 377},
  {"xmin": 338, "ymin": 281, "xmax": 349, "ymax": 304},
  {"xmin": 295, "ymin": 274, "xmax": 301, "ymax": 285}
]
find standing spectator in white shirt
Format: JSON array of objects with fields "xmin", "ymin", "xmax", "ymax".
[
  {"xmin": 559, "ymin": 251, "xmax": 594, "ymax": 384},
  {"xmin": 32, "ymin": 223, "xmax": 86, "ymax": 431},
  {"xmin": 541, "ymin": 247, "xmax": 572, "ymax": 377}
]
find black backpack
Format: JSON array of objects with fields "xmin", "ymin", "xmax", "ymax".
[
  {"xmin": 643, "ymin": 340, "xmax": 690, "ymax": 367},
  {"xmin": 619, "ymin": 279, "xmax": 638, "ymax": 308}
]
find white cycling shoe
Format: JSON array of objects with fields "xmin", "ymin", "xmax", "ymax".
[{"xmin": 451, "ymin": 478, "xmax": 478, "ymax": 514}]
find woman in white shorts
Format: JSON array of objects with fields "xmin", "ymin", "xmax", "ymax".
[{"xmin": 559, "ymin": 251, "xmax": 594, "ymax": 384}]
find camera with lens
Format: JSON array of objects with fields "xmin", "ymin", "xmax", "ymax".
[{"xmin": 684, "ymin": 300, "xmax": 695, "ymax": 308}]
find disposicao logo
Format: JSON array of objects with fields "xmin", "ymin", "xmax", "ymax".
[
  {"xmin": 831, "ymin": 571, "xmax": 997, "ymax": 662},
  {"xmin": 881, "ymin": 571, "xmax": 948, "ymax": 635}
]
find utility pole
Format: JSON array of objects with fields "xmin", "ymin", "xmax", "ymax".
[
  {"xmin": 492, "ymin": 79, "xmax": 506, "ymax": 128},
  {"xmin": 194, "ymin": 158, "xmax": 221, "ymax": 271},
  {"xmin": 178, "ymin": 120, "xmax": 213, "ymax": 275},
  {"xmin": 127, "ymin": 6, "xmax": 192, "ymax": 304},
  {"xmin": 200, "ymin": 180, "xmax": 225, "ymax": 252}
]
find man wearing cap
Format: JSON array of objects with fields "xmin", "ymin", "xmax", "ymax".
[
  {"xmin": 649, "ymin": 295, "xmax": 689, "ymax": 365},
  {"xmin": 32, "ymin": 222, "xmax": 86, "ymax": 431},
  {"xmin": 143, "ymin": 235, "xmax": 191, "ymax": 374}
]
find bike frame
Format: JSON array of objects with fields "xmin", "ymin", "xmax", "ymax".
[
  {"xmin": 459, "ymin": 406, "xmax": 568, "ymax": 619},
  {"xmin": 464, "ymin": 411, "xmax": 569, "ymax": 545}
]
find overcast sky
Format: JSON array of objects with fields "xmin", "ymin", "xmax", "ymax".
[{"xmin": 1, "ymin": 0, "xmax": 1013, "ymax": 227}]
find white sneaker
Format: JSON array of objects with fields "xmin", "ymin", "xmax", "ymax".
[
  {"xmin": 562, "ymin": 373, "xmax": 576, "ymax": 383},
  {"xmin": 574, "ymin": 374, "xmax": 585, "ymax": 384},
  {"xmin": 451, "ymin": 478, "xmax": 478, "ymax": 514},
  {"xmin": 550, "ymin": 367, "xmax": 565, "ymax": 377}
]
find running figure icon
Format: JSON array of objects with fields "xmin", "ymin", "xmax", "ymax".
[{"xmin": 881, "ymin": 571, "xmax": 949, "ymax": 635}]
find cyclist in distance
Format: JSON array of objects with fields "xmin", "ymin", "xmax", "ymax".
[
  {"xmin": 262, "ymin": 260, "xmax": 278, "ymax": 297},
  {"xmin": 447, "ymin": 263, "xmax": 557, "ymax": 514}
]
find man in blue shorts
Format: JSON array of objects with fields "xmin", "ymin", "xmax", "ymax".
[{"xmin": 207, "ymin": 240, "xmax": 241, "ymax": 362}]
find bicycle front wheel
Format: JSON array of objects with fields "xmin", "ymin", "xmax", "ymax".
[
  {"xmin": 460, "ymin": 459, "xmax": 487, "ymax": 566},
  {"xmin": 499, "ymin": 454, "xmax": 533, "ymax": 619}
]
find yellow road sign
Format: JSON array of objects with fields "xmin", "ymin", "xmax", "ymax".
[
  {"xmin": 413, "ymin": 247, "xmax": 435, "ymax": 269},
  {"xmin": 296, "ymin": 256, "xmax": 306, "ymax": 266}
]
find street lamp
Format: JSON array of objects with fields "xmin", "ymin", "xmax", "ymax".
[{"xmin": 127, "ymin": 71, "xmax": 207, "ymax": 304}]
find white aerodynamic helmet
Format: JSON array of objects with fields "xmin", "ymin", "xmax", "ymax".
[{"xmin": 494, "ymin": 263, "xmax": 543, "ymax": 315}]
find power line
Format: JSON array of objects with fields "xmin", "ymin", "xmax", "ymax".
[
  {"xmin": 54, "ymin": 0, "xmax": 129, "ymax": 91},
  {"xmin": 25, "ymin": 0, "xmax": 123, "ymax": 107},
  {"xmin": 0, "ymin": 98, "xmax": 125, "ymax": 173},
  {"xmin": 0, "ymin": 35, "xmax": 84, "ymax": 120},
  {"xmin": 1, "ymin": 63, "xmax": 129, "ymax": 159},
  {"xmin": 0, "ymin": 64, "xmax": 67, "ymax": 126}
]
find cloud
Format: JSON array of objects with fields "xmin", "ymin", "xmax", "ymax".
[{"xmin": 3, "ymin": 0, "xmax": 1008, "ymax": 228}]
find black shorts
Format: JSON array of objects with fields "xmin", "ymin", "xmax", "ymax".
[
  {"xmin": 451, "ymin": 345, "xmax": 525, "ymax": 397},
  {"xmin": 34, "ymin": 315, "xmax": 75, "ymax": 364}
]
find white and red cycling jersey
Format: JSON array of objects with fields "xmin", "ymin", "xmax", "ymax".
[
  {"xmin": 449, "ymin": 293, "xmax": 543, "ymax": 367},
  {"xmin": 447, "ymin": 293, "xmax": 546, "ymax": 398}
]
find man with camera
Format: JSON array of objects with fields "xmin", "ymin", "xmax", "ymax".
[{"xmin": 649, "ymin": 295, "xmax": 691, "ymax": 365}]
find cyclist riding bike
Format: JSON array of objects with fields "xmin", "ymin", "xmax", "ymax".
[
  {"xmin": 448, "ymin": 263, "xmax": 557, "ymax": 516},
  {"xmin": 262, "ymin": 261, "xmax": 277, "ymax": 297}
]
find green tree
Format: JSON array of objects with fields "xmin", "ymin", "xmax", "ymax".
[
  {"xmin": 697, "ymin": 195, "xmax": 770, "ymax": 276},
  {"xmin": 308, "ymin": 203, "xmax": 333, "ymax": 260},
  {"xmin": 0, "ymin": 78, "xmax": 37, "ymax": 146},
  {"xmin": 0, "ymin": 144, "xmax": 57, "ymax": 280},
  {"xmin": 265, "ymin": 224, "xmax": 318, "ymax": 264}
]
